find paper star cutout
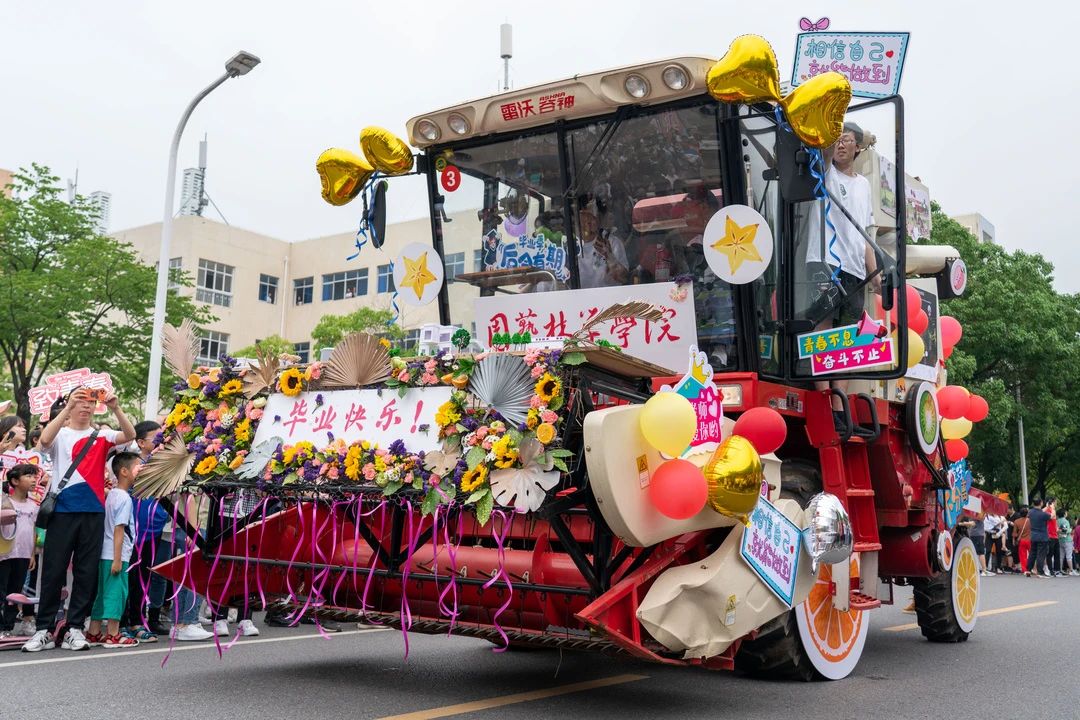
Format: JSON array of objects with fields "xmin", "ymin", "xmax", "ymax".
[
  {"xmin": 711, "ymin": 216, "xmax": 763, "ymax": 274},
  {"xmin": 401, "ymin": 251, "xmax": 438, "ymax": 299}
]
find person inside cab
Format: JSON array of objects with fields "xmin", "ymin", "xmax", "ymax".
[{"xmin": 576, "ymin": 195, "xmax": 629, "ymax": 288}]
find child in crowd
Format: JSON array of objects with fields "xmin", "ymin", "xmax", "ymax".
[
  {"xmin": 0, "ymin": 465, "xmax": 41, "ymax": 638},
  {"xmin": 86, "ymin": 452, "xmax": 140, "ymax": 649}
]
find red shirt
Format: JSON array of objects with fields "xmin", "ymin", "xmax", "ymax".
[{"xmin": 1048, "ymin": 512, "xmax": 1059, "ymax": 539}]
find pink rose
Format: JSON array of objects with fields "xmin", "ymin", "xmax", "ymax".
[
  {"xmin": 475, "ymin": 426, "xmax": 489, "ymax": 440},
  {"xmin": 248, "ymin": 408, "xmax": 264, "ymax": 421},
  {"xmin": 397, "ymin": 370, "xmax": 410, "ymax": 382},
  {"xmin": 308, "ymin": 363, "xmax": 322, "ymax": 380},
  {"xmin": 467, "ymin": 434, "xmax": 480, "ymax": 446},
  {"xmin": 207, "ymin": 410, "xmax": 220, "ymax": 422},
  {"xmin": 424, "ymin": 359, "xmax": 437, "ymax": 372},
  {"xmin": 541, "ymin": 410, "xmax": 558, "ymax": 424},
  {"xmin": 530, "ymin": 395, "xmax": 543, "ymax": 409},
  {"xmin": 327, "ymin": 466, "xmax": 340, "ymax": 480},
  {"xmin": 482, "ymin": 438, "xmax": 494, "ymax": 450},
  {"xmin": 421, "ymin": 372, "xmax": 438, "ymax": 385},
  {"xmin": 531, "ymin": 365, "xmax": 545, "ymax": 379},
  {"xmin": 362, "ymin": 463, "xmax": 376, "ymax": 481},
  {"xmin": 524, "ymin": 349, "xmax": 540, "ymax": 365},
  {"xmin": 404, "ymin": 472, "xmax": 414, "ymax": 484}
]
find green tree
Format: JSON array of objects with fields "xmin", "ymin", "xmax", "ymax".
[
  {"xmin": 233, "ymin": 334, "xmax": 297, "ymax": 359},
  {"xmin": 923, "ymin": 205, "xmax": 1080, "ymax": 504},
  {"xmin": 0, "ymin": 165, "xmax": 212, "ymax": 427},
  {"xmin": 311, "ymin": 307, "xmax": 402, "ymax": 350}
]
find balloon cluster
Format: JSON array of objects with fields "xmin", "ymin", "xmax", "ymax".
[
  {"xmin": 641, "ymin": 395, "xmax": 787, "ymax": 524},
  {"xmin": 705, "ymin": 35, "xmax": 851, "ymax": 148},
  {"xmin": 937, "ymin": 383, "xmax": 988, "ymax": 462},
  {"xmin": 316, "ymin": 127, "xmax": 414, "ymax": 206},
  {"xmin": 874, "ymin": 286, "xmax": 926, "ymax": 370}
]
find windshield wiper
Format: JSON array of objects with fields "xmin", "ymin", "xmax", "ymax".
[{"xmin": 564, "ymin": 106, "xmax": 630, "ymax": 199}]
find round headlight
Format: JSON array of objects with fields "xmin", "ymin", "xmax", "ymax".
[
  {"xmin": 624, "ymin": 73, "xmax": 650, "ymax": 99},
  {"xmin": 801, "ymin": 492, "xmax": 853, "ymax": 570},
  {"xmin": 416, "ymin": 119, "xmax": 440, "ymax": 142},
  {"xmin": 447, "ymin": 113, "xmax": 470, "ymax": 135},
  {"xmin": 662, "ymin": 65, "xmax": 689, "ymax": 91}
]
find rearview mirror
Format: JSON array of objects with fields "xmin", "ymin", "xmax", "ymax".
[{"xmin": 368, "ymin": 180, "xmax": 388, "ymax": 248}]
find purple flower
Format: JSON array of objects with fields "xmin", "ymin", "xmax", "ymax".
[
  {"xmin": 273, "ymin": 415, "xmax": 281, "ymax": 423},
  {"xmin": 452, "ymin": 459, "xmax": 467, "ymax": 484},
  {"xmin": 153, "ymin": 431, "xmax": 165, "ymax": 445},
  {"xmin": 172, "ymin": 382, "xmax": 186, "ymax": 392},
  {"xmin": 315, "ymin": 393, "xmax": 324, "ymax": 407},
  {"xmin": 203, "ymin": 382, "xmax": 221, "ymax": 397},
  {"xmin": 194, "ymin": 410, "xmax": 207, "ymax": 425},
  {"xmin": 462, "ymin": 417, "xmax": 479, "ymax": 431},
  {"xmin": 327, "ymin": 431, "xmax": 334, "ymax": 444},
  {"xmin": 389, "ymin": 439, "xmax": 407, "ymax": 456},
  {"xmin": 418, "ymin": 423, "xmax": 430, "ymax": 433}
]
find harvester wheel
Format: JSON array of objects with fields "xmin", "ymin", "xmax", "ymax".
[
  {"xmin": 734, "ymin": 608, "xmax": 818, "ymax": 681},
  {"xmin": 912, "ymin": 535, "xmax": 979, "ymax": 642}
]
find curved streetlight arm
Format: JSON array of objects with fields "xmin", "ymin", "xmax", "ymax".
[{"xmin": 144, "ymin": 71, "xmax": 231, "ymax": 418}]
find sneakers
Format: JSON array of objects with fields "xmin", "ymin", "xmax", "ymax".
[
  {"xmin": 103, "ymin": 633, "xmax": 139, "ymax": 649},
  {"xmin": 237, "ymin": 619, "xmax": 260, "ymax": 637},
  {"xmin": 980, "ymin": 571, "xmax": 993, "ymax": 577},
  {"xmin": 214, "ymin": 619, "xmax": 230, "ymax": 637},
  {"xmin": 17, "ymin": 619, "xmax": 36, "ymax": 637},
  {"xmin": 21, "ymin": 629, "xmax": 54, "ymax": 652},
  {"xmin": 171, "ymin": 624, "xmax": 214, "ymax": 642},
  {"xmin": 61, "ymin": 627, "xmax": 90, "ymax": 651},
  {"xmin": 0, "ymin": 630, "xmax": 11, "ymax": 640},
  {"xmin": 84, "ymin": 632, "xmax": 106, "ymax": 647}
]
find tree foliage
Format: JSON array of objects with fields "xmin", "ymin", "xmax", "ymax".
[
  {"xmin": 923, "ymin": 205, "xmax": 1080, "ymax": 505},
  {"xmin": 233, "ymin": 334, "xmax": 297, "ymax": 359},
  {"xmin": 311, "ymin": 307, "xmax": 402, "ymax": 350},
  {"xmin": 0, "ymin": 165, "xmax": 212, "ymax": 427}
]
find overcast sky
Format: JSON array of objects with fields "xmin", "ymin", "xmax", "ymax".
[{"xmin": 3, "ymin": 1, "xmax": 1077, "ymax": 291}]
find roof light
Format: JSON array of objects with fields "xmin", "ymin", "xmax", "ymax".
[
  {"xmin": 446, "ymin": 113, "xmax": 470, "ymax": 135},
  {"xmin": 624, "ymin": 74, "xmax": 650, "ymax": 99},
  {"xmin": 661, "ymin": 65, "xmax": 689, "ymax": 91},
  {"xmin": 416, "ymin": 119, "xmax": 440, "ymax": 142}
]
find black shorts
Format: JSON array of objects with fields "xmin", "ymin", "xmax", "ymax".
[
  {"xmin": 805, "ymin": 269, "xmax": 866, "ymax": 326},
  {"xmin": 971, "ymin": 535, "xmax": 985, "ymax": 555}
]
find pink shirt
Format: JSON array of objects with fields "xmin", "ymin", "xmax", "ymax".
[{"xmin": 0, "ymin": 497, "xmax": 38, "ymax": 560}]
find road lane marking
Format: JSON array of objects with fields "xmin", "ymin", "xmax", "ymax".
[
  {"xmin": 376, "ymin": 673, "xmax": 650, "ymax": 720},
  {"xmin": 0, "ymin": 627, "xmax": 388, "ymax": 668},
  {"xmin": 883, "ymin": 600, "xmax": 1058, "ymax": 632}
]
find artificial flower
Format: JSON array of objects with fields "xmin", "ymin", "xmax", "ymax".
[
  {"xmin": 460, "ymin": 463, "xmax": 489, "ymax": 493},
  {"xmin": 207, "ymin": 368, "xmax": 222, "ymax": 383},
  {"xmin": 194, "ymin": 456, "xmax": 219, "ymax": 475},
  {"xmin": 435, "ymin": 400, "xmax": 461, "ymax": 428},
  {"xmin": 253, "ymin": 397, "xmax": 267, "ymax": 409},
  {"xmin": 534, "ymin": 373, "xmax": 561, "ymax": 404},
  {"xmin": 234, "ymin": 418, "xmax": 252, "ymax": 443},
  {"xmin": 526, "ymin": 409, "xmax": 540, "ymax": 430},
  {"xmin": 421, "ymin": 372, "xmax": 439, "ymax": 386},
  {"xmin": 220, "ymin": 379, "xmax": 243, "ymax": 396},
  {"xmin": 536, "ymin": 423, "xmax": 556, "ymax": 445},
  {"xmin": 305, "ymin": 362, "xmax": 322, "ymax": 381},
  {"xmin": 489, "ymin": 437, "xmax": 560, "ymax": 512},
  {"xmin": 540, "ymin": 409, "xmax": 559, "ymax": 424},
  {"xmin": 491, "ymin": 435, "xmax": 519, "ymax": 469},
  {"xmin": 228, "ymin": 454, "xmax": 246, "ymax": 470},
  {"xmin": 344, "ymin": 445, "xmax": 363, "ymax": 481},
  {"xmin": 187, "ymin": 373, "xmax": 202, "ymax": 390},
  {"xmin": 279, "ymin": 368, "xmax": 304, "ymax": 396}
]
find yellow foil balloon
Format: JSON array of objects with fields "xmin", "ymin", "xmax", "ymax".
[
  {"xmin": 703, "ymin": 435, "xmax": 763, "ymax": 524},
  {"xmin": 639, "ymin": 392, "xmax": 697, "ymax": 457},
  {"xmin": 780, "ymin": 72, "xmax": 852, "ymax": 148},
  {"xmin": 316, "ymin": 148, "xmax": 373, "ymax": 206},
  {"xmin": 941, "ymin": 417, "xmax": 973, "ymax": 440},
  {"xmin": 360, "ymin": 126, "xmax": 414, "ymax": 175},
  {"xmin": 706, "ymin": 35, "xmax": 782, "ymax": 105},
  {"xmin": 906, "ymin": 329, "xmax": 925, "ymax": 369}
]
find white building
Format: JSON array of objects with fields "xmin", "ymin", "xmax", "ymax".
[{"xmin": 951, "ymin": 213, "xmax": 996, "ymax": 244}]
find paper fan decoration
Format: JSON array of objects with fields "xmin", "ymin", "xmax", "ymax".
[
  {"xmin": 321, "ymin": 332, "xmax": 392, "ymax": 388},
  {"xmin": 490, "ymin": 438, "xmax": 561, "ymax": 512},
  {"xmin": 134, "ymin": 433, "xmax": 194, "ymax": 498},
  {"xmin": 162, "ymin": 318, "xmax": 200, "ymax": 379},
  {"xmin": 237, "ymin": 437, "xmax": 283, "ymax": 480},
  {"xmin": 467, "ymin": 354, "xmax": 534, "ymax": 427},
  {"xmin": 243, "ymin": 345, "xmax": 281, "ymax": 398},
  {"xmin": 567, "ymin": 301, "xmax": 665, "ymax": 344}
]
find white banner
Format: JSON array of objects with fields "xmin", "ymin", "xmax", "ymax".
[
  {"xmin": 474, "ymin": 282, "xmax": 698, "ymax": 373},
  {"xmin": 253, "ymin": 387, "xmax": 451, "ymax": 452}
]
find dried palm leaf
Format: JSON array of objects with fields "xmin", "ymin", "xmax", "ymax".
[
  {"xmin": 134, "ymin": 433, "xmax": 194, "ymax": 499},
  {"xmin": 162, "ymin": 319, "xmax": 200, "ymax": 380},
  {"xmin": 243, "ymin": 344, "xmax": 281, "ymax": 398},
  {"xmin": 321, "ymin": 332, "xmax": 391, "ymax": 388},
  {"xmin": 567, "ymin": 301, "xmax": 665, "ymax": 344},
  {"xmin": 237, "ymin": 437, "xmax": 283, "ymax": 480},
  {"xmin": 467, "ymin": 354, "xmax": 533, "ymax": 427}
]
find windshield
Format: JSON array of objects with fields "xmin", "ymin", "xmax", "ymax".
[{"xmin": 430, "ymin": 101, "xmax": 739, "ymax": 372}]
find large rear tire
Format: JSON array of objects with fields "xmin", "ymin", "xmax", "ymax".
[
  {"xmin": 735, "ymin": 460, "xmax": 869, "ymax": 681},
  {"xmin": 913, "ymin": 535, "xmax": 979, "ymax": 642}
]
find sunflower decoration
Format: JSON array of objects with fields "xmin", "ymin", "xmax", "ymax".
[
  {"xmin": 534, "ymin": 372, "xmax": 562, "ymax": 405},
  {"xmin": 460, "ymin": 463, "xmax": 489, "ymax": 493},
  {"xmin": 491, "ymin": 435, "xmax": 519, "ymax": 469},
  {"xmin": 194, "ymin": 455, "xmax": 219, "ymax": 476},
  {"xmin": 220, "ymin": 378, "xmax": 243, "ymax": 396},
  {"xmin": 279, "ymin": 367, "xmax": 305, "ymax": 397}
]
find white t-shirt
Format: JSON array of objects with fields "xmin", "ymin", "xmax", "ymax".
[
  {"xmin": 0, "ymin": 497, "xmax": 39, "ymax": 560},
  {"xmin": 805, "ymin": 167, "xmax": 874, "ymax": 280},
  {"xmin": 102, "ymin": 487, "xmax": 134, "ymax": 562},
  {"xmin": 45, "ymin": 426, "xmax": 123, "ymax": 513},
  {"xmin": 578, "ymin": 233, "xmax": 629, "ymax": 289}
]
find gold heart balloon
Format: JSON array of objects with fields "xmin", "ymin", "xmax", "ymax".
[
  {"xmin": 360, "ymin": 126, "xmax": 415, "ymax": 175},
  {"xmin": 316, "ymin": 148, "xmax": 373, "ymax": 206},
  {"xmin": 703, "ymin": 434, "xmax": 763, "ymax": 524},
  {"xmin": 780, "ymin": 72, "xmax": 853, "ymax": 149},
  {"xmin": 706, "ymin": 35, "xmax": 783, "ymax": 105}
]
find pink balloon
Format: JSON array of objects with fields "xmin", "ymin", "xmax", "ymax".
[
  {"xmin": 648, "ymin": 459, "xmax": 708, "ymax": 520},
  {"xmin": 941, "ymin": 316, "xmax": 963, "ymax": 353}
]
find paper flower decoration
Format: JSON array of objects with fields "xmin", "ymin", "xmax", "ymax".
[{"xmin": 489, "ymin": 437, "xmax": 560, "ymax": 512}]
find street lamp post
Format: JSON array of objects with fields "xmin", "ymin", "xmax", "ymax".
[{"xmin": 144, "ymin": 51, "xmax": 260, "ymax": 418}]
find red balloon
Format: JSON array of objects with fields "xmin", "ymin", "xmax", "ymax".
[
  {"xmin": 909, "ymin": 308, "xmax": 929, "ymax": 335},
  {"xmin": 905, "ymin": 285, "xmax": 922, "ymax": 317},
  {"xmin": 648, "ymin": 459, "xmax": 708, "ymax": 520},
  {"xmin": 937, "ymin": 386, "xmax": 971, "ymax": 420},
  {"xmin": 966, "ymin": 394, "xmax": 989, "ymax": 422},
  {"xmin": 945, "ymin": 438, "xmax": 969, "ymax": 462},
  {"xmin": 732, "ymin": 407, "xmax": 788, "ymax": 455},
  {"xmin": 940, "ymin": 316, "xmax": 963, "ymax": 353}
]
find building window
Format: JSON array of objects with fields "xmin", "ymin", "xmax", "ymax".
[
  {"xmin": 322, "ymin": 269, "xmax": 368, "ymax": 301},
  {"xmin": 473, "ymin": 249, "xmax": 483, "ymax": 272},
  {"xmin": 403, "ymin": 329, "xmax": 420, "ymax": 350},
  {"xmin": 168, "ymin": 257, "xmax": 182, "ymax": 292},
  {"xmin": 377, "ymin": 264, "xmax": 395, "ymax": 294},
  {"xmin": 198, "ymin": 330, "xmax": 229, "ymax": 365},
  {"xmin": 294, "ymin": 277, "xmax": 314, "ymax": 305},
  {"xmin": 258, "ymin": 274, "xmax": 278, "ymax": 304},
  {"xmin": 196, "ymin": 259, "xmax": 233, "ymax": 307},
  {"xmin": 293, "ymin": 341, "xmax": 310, "ymax": 364},
  {"xmin": 444, "ymin": 252, "xmax": 465, "ymax": 283}
]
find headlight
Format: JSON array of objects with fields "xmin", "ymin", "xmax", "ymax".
[
  {"xmin": 416, "ymin": 119, "xmax": 440, "ymax": 142},
  {"xmin": 801, "ymin": 492, "xmax": 853, "ymax": 570},
  {"xmin": 624, "ymin": 73, "xmax": 650, "ymax": 99},
  {"xmin": 661, "ymin": 65, "xmax": 689, "ymax": 91},
  {"xmin": 447, "ymin": 113, "xmax": 470, "ymax": 135},
  {"xmin": 717, "ymin": 384, "xmax": 744, "ymax": 407}
]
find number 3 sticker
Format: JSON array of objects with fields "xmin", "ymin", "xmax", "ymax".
[{"xmin": 440, "ymin": 165, "xmax": 460, "ymax": 192}]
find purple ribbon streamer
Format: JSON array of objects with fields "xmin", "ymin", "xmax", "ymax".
[{"xmin": 482, "ymin": 510, "xmax": 514, "ymax": 652}]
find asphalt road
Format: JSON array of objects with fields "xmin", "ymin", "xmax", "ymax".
[{"xmin": 0, "ymin": 574, "xmax": 1073, "ymax": 720}]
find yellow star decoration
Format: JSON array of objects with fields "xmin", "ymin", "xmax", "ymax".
[
  {"xmin": 401, "ymin": 251, "xmax": 438, "ymax": 299},
  {"xmin": 711, "ymin": 216, "xmax": 762, "ymax": 275}
]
